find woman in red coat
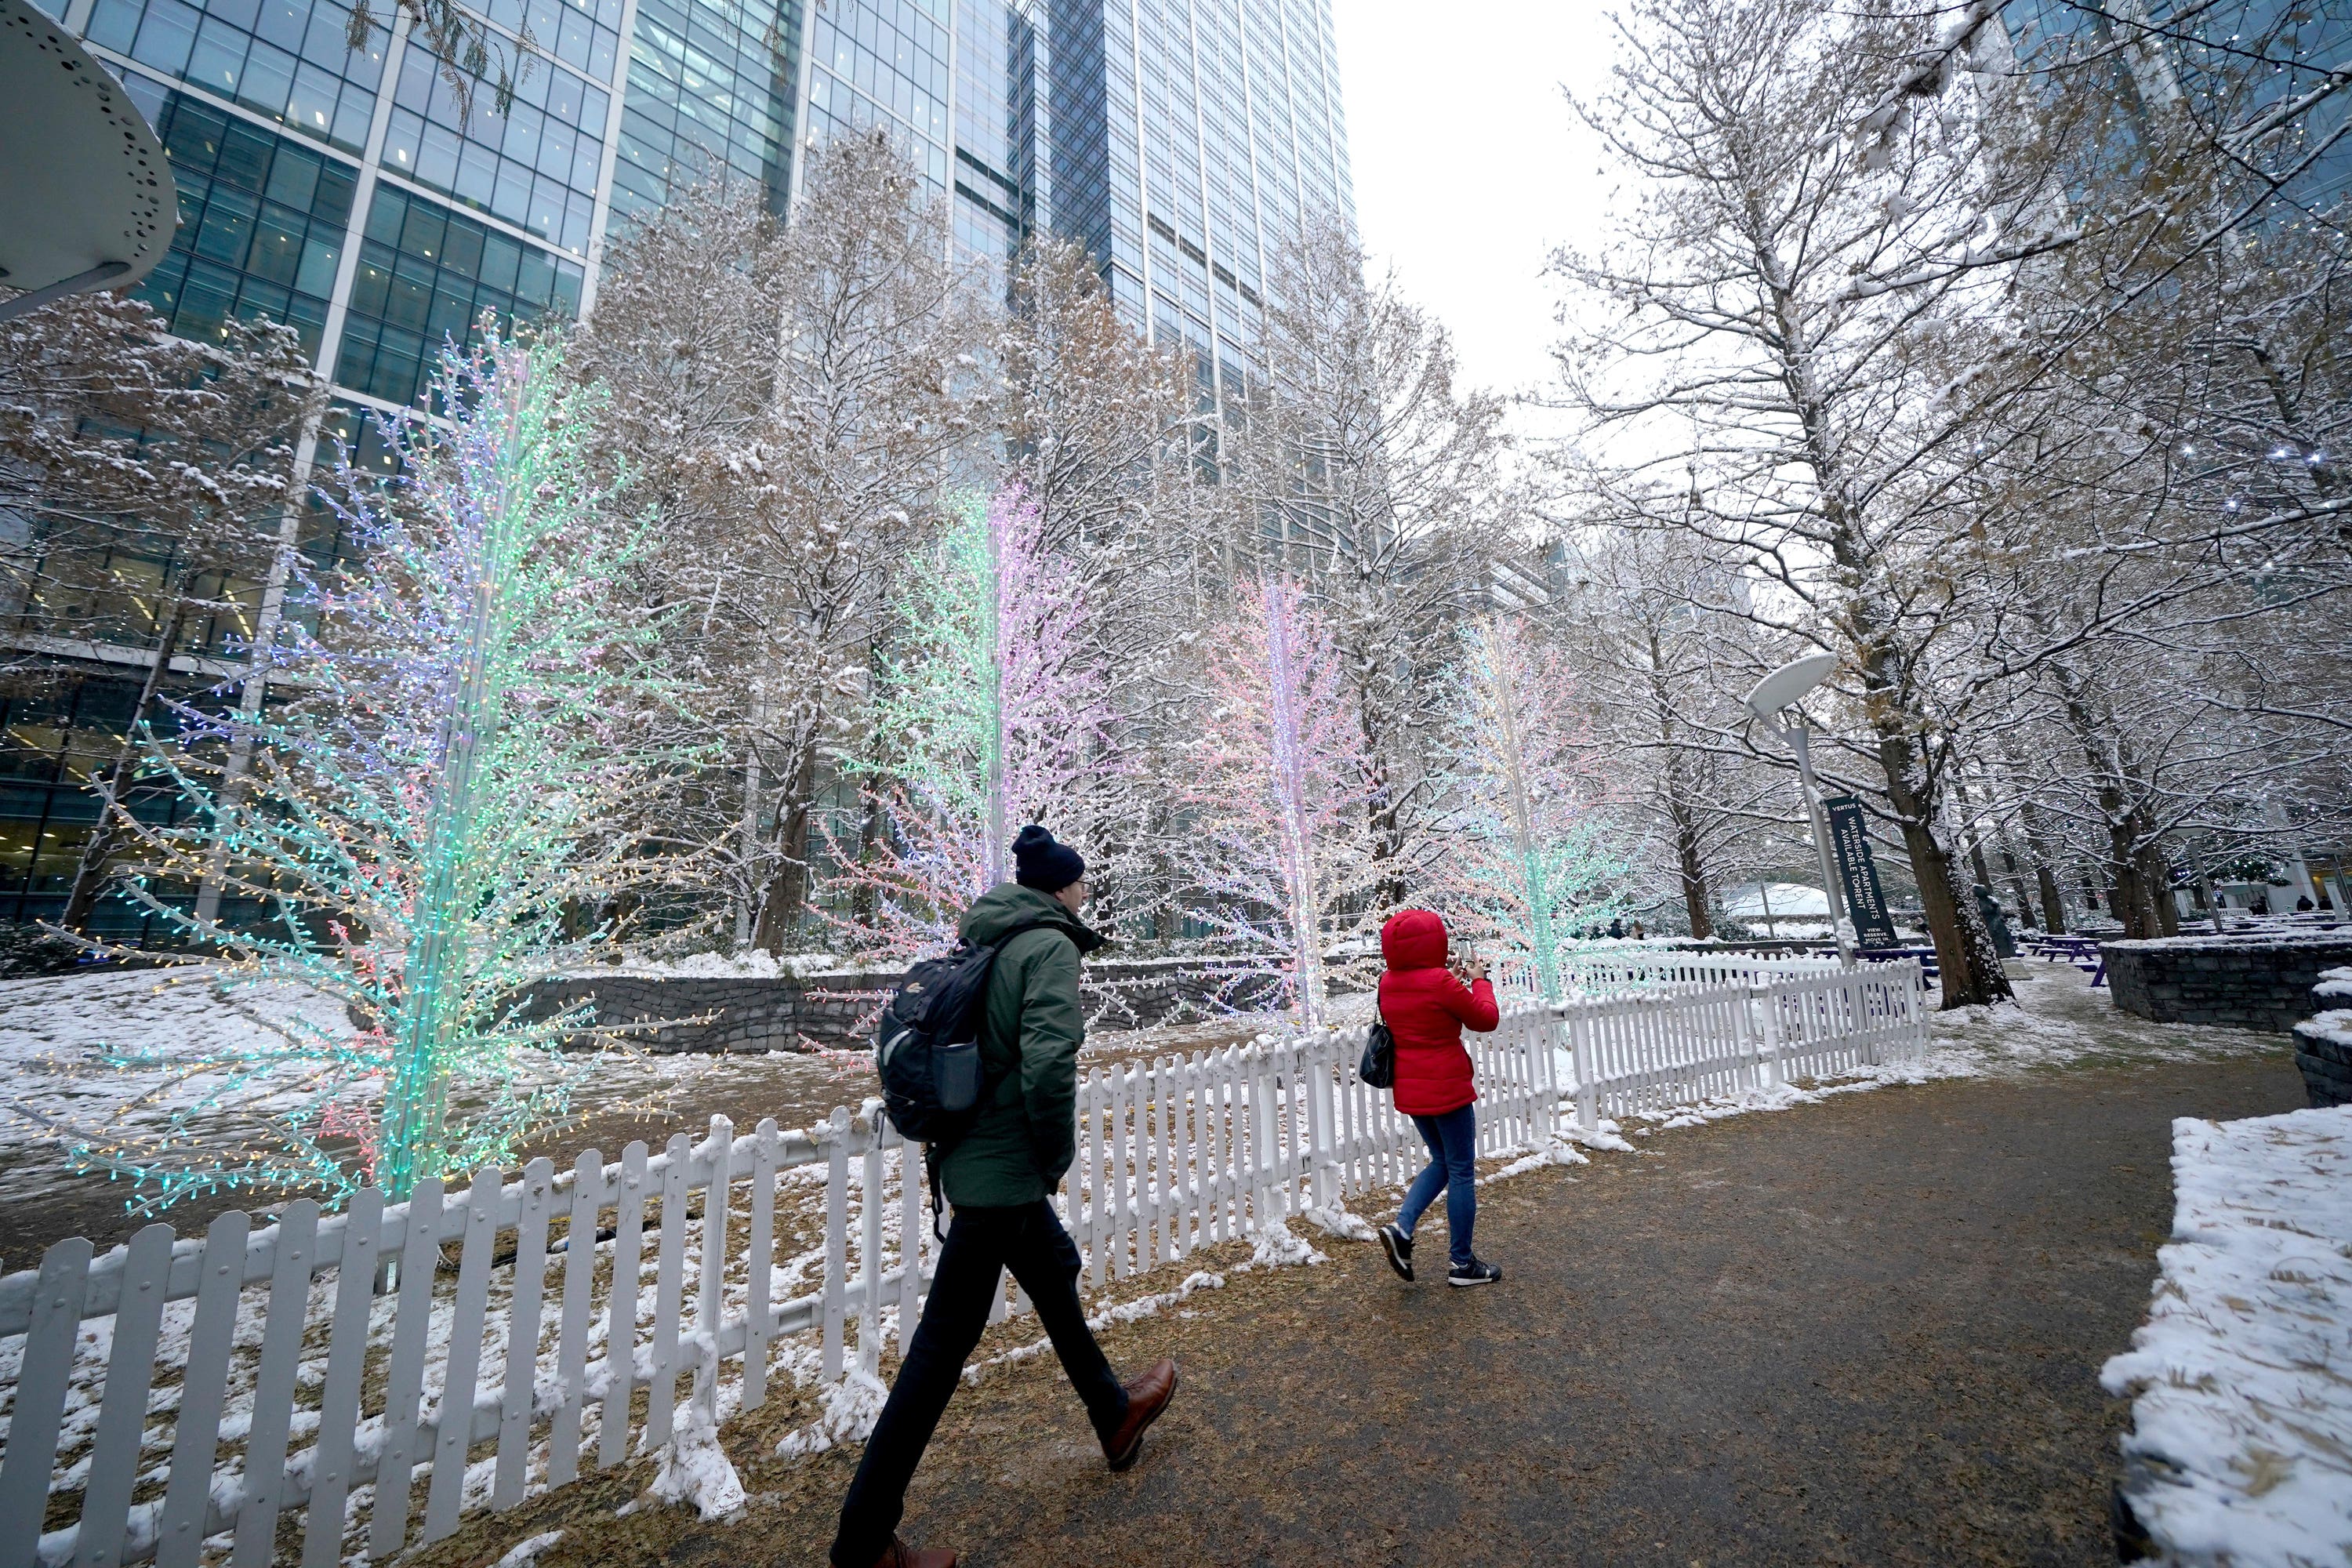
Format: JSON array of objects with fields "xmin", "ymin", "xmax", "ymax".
[{"xmin": 1374, "ymin": 908, "xmax": 1503, "ymax": 1286}]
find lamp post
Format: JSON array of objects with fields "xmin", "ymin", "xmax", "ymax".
[{"xmin": 1744, "ymin": 653, "xmax": 1857, "ymax": 966}]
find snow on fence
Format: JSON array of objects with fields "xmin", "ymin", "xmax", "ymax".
[{"xmin": 0, "ymin": 960, "xmax": 1923, "ymax": 1567}]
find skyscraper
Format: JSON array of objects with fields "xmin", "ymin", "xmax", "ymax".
[{"xmin": 1047, "ymin": 0, "xmax": 1353, "ymax": 407}]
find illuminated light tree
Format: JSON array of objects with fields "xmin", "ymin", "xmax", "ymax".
[
  {"xmin": 1436, "ymin": 613, "xmax": 1630, "ymax": 1004},
  {"xmin": 830, "ymin": 481, "xmax": 1114, "ymax": 957},
  {"xmin": 50, "ymin": 327, "xmax": 692, "ymax": 1208},
  {"xmin": 1181, "ymin": 579, "xmax": 1381, "ymax": 1028}
]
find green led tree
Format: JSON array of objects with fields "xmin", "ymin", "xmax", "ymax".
[
  {"xmin": 1438, "ymin": 613, "xmax": 1631, "ymax": 1003},
  {"xmin": 59, "ymin": 327, "xmax": 693, "ymax": 1207}
]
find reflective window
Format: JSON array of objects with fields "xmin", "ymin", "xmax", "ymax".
[
  {"xmin": 121, "ymin": 79, "xmax": 358, "ymax": 360},
  {"xmin": 609, "ymin": 0, "xmax": 799, "ymax": 220},
  {"xmin": 337, "ymin": 184, "xmax": 583, "ymax": 406},
  {"xmin": 476, "ymin": 0, "xmax": 626, "ymax": 84},
  {"xmin": 85, "ymin": 0, "xmax": 389, "ymax": 152},
  {"xmin": 380, "ymin": 42, "xmax": 608, "ymax": 255}
]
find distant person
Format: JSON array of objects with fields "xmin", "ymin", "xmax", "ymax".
[
  {"xmin": 1632, "ymin": 920, "xmax": 1646, "ymax": 940},
  {"xmin": 1608, "ymin": 917, "xmax": 1625, "ymax": 939},
  {"xmin": 830, "ymin": 825, "xmax": 1176, "ymax": 1568},
  {"xmin": 1374, "ymin": 909, "xmax": 1504, "ymax": 1287},
  {"xmin": 2297, "ymin": 895, "xmax": 2315, "ymax": 912}
]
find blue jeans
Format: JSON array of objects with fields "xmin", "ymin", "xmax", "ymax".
[{"xmin": 1396, "ymin": 1103, "xmax": 1478, "ymax": 1267}]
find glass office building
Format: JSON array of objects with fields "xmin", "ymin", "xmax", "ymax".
[
  {"xmin": 2, "ymin": 0, "xmax": 1355, "ymax": 929},
  {"xmin": 1048, "ymin": 0, "xmax": 1353, "ymax": 408}
]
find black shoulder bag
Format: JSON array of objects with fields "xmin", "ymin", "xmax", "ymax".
[{"xmin": 1359, "ymin": 1009, "xmax": 1396, "ymax": 1089}]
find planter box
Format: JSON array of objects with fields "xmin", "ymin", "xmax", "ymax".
[{"xmin": 2103, "ymin": 933, "xmax": 2352, "ymax": 1033}]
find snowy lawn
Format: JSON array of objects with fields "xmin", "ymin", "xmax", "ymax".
[{"xmin": 2100, "ymin": 1105, "xmax": 2352, "ymax": 1567}]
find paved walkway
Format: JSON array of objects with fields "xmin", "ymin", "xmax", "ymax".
[{"xmin": 414, "ymin": 1027, "xmax": 2305, "ymax": 1568}]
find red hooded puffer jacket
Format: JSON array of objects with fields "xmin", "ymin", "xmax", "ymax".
[{"xmin": 1376, "ymin": 909, "xmax": 1500, "ymax": 1116}]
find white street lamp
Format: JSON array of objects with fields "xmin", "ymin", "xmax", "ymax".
[
  {"xmin": 1743, "ymin": 652, "xmax": 1857, "ymax": 966},
  {"xmin": 0, "ymin": 0, "xmax": 178, "ymax": 324}
]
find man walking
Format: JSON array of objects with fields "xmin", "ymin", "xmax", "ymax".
[{"xmin": 831, "ymin": 824, "xmax": 1179, "ymax": 1568}]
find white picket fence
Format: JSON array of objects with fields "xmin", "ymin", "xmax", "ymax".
[
  {"xmin": 1491, "ymin": 947, "xmax": 1846, "ymax": 1000},
  {"xmin": 0, "ymin": 960, "xmax": 1924, "ymax": 1567}
]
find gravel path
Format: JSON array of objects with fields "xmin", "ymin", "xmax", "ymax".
[{"xmin": 405, "ymin": 973, "xmax": 2306, "ymax": 1568}]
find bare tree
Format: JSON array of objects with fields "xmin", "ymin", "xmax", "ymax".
[
  {"xmin": 1232, "ymin": 215, "xmax": 1515, "ymax": 909},
  {"xmin": 1548, "ymin": 0, "xmax": 2071, "ymax": 1002}
]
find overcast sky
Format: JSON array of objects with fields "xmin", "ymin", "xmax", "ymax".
[{"xmin": 1329, "ymin": 2, "xmax": 1621, "ymax": 408}]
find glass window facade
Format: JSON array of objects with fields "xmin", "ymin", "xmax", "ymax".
[
  {"xmin": 120, "ymin": 79, "xmax": 359, "ymax": 358},
  {"xmin": 381, "ymin": 41, "xmax": 611, "ymax": 255},
  {"xmin": 473, "ymin": 0, "xmax": 627, "ymax": 85},
  {"xmin": 84, "ymin": 0, "xmax": 390, "ymax": 152},
  {"xmin": 608, "ymin": 0, "xmax": 801, "ymax": 220},
  {"xmin": 1046, "ymin": 0, "xmax": 1356, "ymax": 403},
  {"xmin": 337, "ymin": 183, "xmax": 585, "ymax": 406},
  {"xmin": 802, "ymin": 0, "xmax": 951, "ymax": 186}
]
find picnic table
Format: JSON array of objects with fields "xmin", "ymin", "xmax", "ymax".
[
  {"xmin": 1860, "ymin": 943, "xmax": 1940, "ymax": 981},
  {"xmin": 2028, "ymin": 933, "xmax": 2107, "ymax": 987}
]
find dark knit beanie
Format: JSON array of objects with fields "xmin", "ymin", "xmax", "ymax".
[{"xmin": 1013, "ymin": 824, "xmax": 1087, "ymax": 891}]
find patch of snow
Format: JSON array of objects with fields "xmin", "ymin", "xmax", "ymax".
[
  {"xmin": 1244, "ymin": 1218, "xmax": 1326, "ymax": 1269},
  {"xmin": 1563, "ymin": 1117, "xmax": 1637, "ymax": 1154},
  {"xmin": 773, "ymin": 1363, "xmax": 889, "ymax": 1460},
  {"xmin": 588, "ymin": 951, "xmax": 854, "ymax": 981},
  {"xmin": 648, "ymin": 1403, "xmax": 747, "ymax": 1521},
  {"xmin": 1479, "ymin": 1138, "xmax": 1591, "ymax": 1185},
  {"xmin": 493, "ymin": 1529, "xmax": 566, "ymax": 1568},
  {"xmin": 2314, "ymin": 967, "xmax": 2352, "ymax": 1004},
  {"xmin": 969, "ymin": 1270, "xmax": 1231, "ymax": 1378},
  {"xmin": 2100, "ymin": 1105, "xmax": 2352, "ymax": 1567},
  {"xmin": 1298, "ymin": 1203, "xmax": 1377, "ymax": 1241}
]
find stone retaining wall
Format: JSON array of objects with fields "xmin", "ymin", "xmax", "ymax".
[
  {"xmin": 2294, "ymin": 1012, "xmax": 2352, "ymax": 1108},
  {"xmin": 521, "ymin": 956, "xmax": 1288, "ymax": 1054},
  {"xmin": 2103, "ymin": 934, "xmax": 2352, "ymax": 1033}
]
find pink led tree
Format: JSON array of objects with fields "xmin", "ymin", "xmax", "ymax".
[
  {"xmin": 829, "ymin": 482, "xmax": 1114, "ymax": 956},
  {"xmin": 1181, "ymin": 579, "xmax": 1381, "ymax": 1026}
]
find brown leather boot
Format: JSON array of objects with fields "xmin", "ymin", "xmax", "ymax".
[
  {"xmin": 1101, "ymin": 1357, "xmax": 1178, "ymax": 1472},
  {"xmin": 848, "ymin": 1537, "xmax": 956, "ymax": 1568}
]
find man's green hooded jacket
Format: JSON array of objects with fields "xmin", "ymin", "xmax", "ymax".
[{"xmin": 938, "ymin": 881, "xmax": 1105, "ymax": 1207}]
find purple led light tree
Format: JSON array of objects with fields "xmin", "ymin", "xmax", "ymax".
[
  {"xmin": 831, "ymin": 482, "xmax": 1113, "ymax": 956},
  {"xmin": 1182, "ymin": 579, "xmax": 1379, "ymax": 1026}
]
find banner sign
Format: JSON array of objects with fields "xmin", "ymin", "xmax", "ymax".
[{"xmin": 1824, "ymin": 794, "xmax": 1900, "ymax": 946}]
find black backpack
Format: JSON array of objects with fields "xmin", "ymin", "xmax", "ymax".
[{"xmin": 877, "ymin": 920, "xmax": 1054, "ymax": 1232}]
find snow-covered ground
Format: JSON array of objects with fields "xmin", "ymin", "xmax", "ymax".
[{"xmin": 2100, "ymin": 1105, "xmax": 2352, "ymax": 1568}]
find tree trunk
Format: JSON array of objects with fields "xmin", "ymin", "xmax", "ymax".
[
  {"xmin": 1675, "ymin": 813, "xmax": 1714, "ymax": 940},
  {"xmin": 1875, "ymin": 728, "xmax": 2013, "ymax": 1007},
  {"xmin": 2016, "ymin": 792, "xmax": 2068, "ymax": 934},
  {"xmin": 849, "ymin": 786, "xmax": 884, "ymax": 925},
  {"xmin": 1997, "ymin": 840, "xmax": 2037, "ymax": 931},
  {"xmin": 2135, "ymin": 837, "xmax": 2180, "ymax": 936},
  {"xmin": 752, "ymin": 745, "xmax": 822, "ymax": 954},
  {"xmin": 61, "ymin": 597, "xmax": 192, "ymax": 935}
]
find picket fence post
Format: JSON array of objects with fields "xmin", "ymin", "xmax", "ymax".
[
  {"xmin": 1570, "ymin": 1006, "xmax": 1597, "ymax": 1133},
  {"xmin": 822, "ymin": 1107, "xmax": 850, "ymax": 1381}
]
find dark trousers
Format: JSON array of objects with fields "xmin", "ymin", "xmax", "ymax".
[{"xmin": 831, "ymin": 1198, "xmax": 1127, "ymax": 1566}]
